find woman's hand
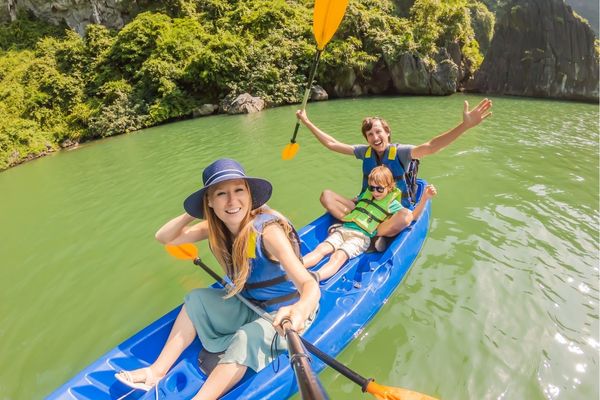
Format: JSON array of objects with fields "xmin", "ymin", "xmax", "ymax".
[
  {"xmin": 273, "ymin": 304, "xmax": 310, "ymax": 336},
  {"xmin": 155, "ymin": 213, "xmax": 207, "ymax": 245}
]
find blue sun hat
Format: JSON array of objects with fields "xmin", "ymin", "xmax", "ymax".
[{"xmin": 183, "ymin": 158, "xmax": 273, "ymax": 219}]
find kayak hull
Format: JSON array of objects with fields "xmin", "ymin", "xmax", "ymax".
[{"xmin": 48, "ymin": 180, "xmax": 430, "ymax": 400}]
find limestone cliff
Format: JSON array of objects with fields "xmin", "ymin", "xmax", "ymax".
[
  {"xmin": 324, "ymin": 42, "xmax": 473, "ymax": 98},
  {"xmin": 470, "ymin": 0, "xmax": 599, "ymax": 102},
  {"xmin": 0, "ymin": 0, "xmax": 150, "ymax": 34}
]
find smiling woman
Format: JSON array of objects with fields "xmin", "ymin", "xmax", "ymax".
[{"xmin": 115, "ymin": 158, "xmax": 320, "ymax": 399}]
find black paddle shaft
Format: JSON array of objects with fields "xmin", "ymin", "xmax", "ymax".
[
  {"xmin": 300, "ymin": 338, "xmax": 373, "ymax": 392},
  {"xmin": 284, "ymin": 321, "xmax": 329, "ymax": 400},
  {"xmin": 291, "ymin": 50, "xmax": 323, "ymax": 143},
  {"xmin": 193, "ymin": 258, "xmax": 228, "ymax": 286}
]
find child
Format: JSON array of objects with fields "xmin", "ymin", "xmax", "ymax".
[
  {"xmin": 304, "ymin": 166, "xmax": 437, "ymax": 282},
  {"xmin": 296, "ymin": 98, "xmax": 491, "ymax": 237}
]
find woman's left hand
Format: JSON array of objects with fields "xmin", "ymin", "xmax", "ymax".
[{"xmin": 273, "ymin": 305, "xmax": 308, "ymax": 336}]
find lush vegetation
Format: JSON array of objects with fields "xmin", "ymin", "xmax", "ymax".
[{"xmin": 0, "ymin": 0, "xmax": 489, "ymax": 170}]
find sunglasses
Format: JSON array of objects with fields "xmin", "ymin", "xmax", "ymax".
[{"xmin": 368, "ymin": 185, "xmax": 386, "ymax": 193}]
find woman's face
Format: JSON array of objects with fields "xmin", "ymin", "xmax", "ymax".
[
  {"xmin": 207, "ymin": 179, "xmax": 251, "ymax": 234},
  {"xmin": 364, "ymin": 120, "xmax": 390, "ymax": 153}
]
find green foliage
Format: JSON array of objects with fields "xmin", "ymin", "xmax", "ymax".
[
  {"xmin": 0, "ymin": 12, "xmax": 67, "ymax": 51},
  {"xmin": 89, "ymin": 91, "xmax": 148, "ymax": 137},
  {"xmin": 106, "ymin": 12, "xmax": 172, "ymax": 78},
  {"xmin": 0, "ymin": 105, "xmax": 52, "ymax": 170},
  {"xmin": 410, "ymin": 0, "xmax": 483, "ymax": 70},
  {"xmin": 469, "ymin": 2, "xmax": 495, "ymax": 54},
  {"xmin": 0, "ymin": 0, "xmax": 487, "ymax": 170},
  {"xmin": 83, "ymin": 24, "xmax": 114, "ymax": 63}
]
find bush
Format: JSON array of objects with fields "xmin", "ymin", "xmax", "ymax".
[
  {"xmin": 469, "ymin": 2, "xmax": 495, "ymax": 54},
  {"xmin": 106, "ymin": 12, "xmax": 172, "ymax": 78},
  {"xmin": 89, "ymin": 92, "xmax": 148, "ymax": 137},
  {"xmin": 0, "ymin": 12, "xmax": 67, "ymax": 51},
  {"xmin": 0, "ymin": 0, "xmax": 489, "ymax": 170}
]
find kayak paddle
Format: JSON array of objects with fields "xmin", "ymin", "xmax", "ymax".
[
  {"xmin": 282, "ymin": 318, "xmax": 329, "ymax": 400},
  {"xmin": 166, "ymin": 243, "xmax": 439, "ymax": 400},
  {"xmin": 166, "ymin": 244, "xmax": 328, "ymax": 400},
  {"xmin": 282, "ymin": 0, "xmax": 349, "ymax": 160}
]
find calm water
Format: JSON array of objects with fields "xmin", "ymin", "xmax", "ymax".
[{"xmin": 0, "ymin": 95, "xmax": 597, "ymax": 400}]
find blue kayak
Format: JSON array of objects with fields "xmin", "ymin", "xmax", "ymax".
[{"xmin": 48, "ymin": 180, "xmax": 430, "ymax": 400}]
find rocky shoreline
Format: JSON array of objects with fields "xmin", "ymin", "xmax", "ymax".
[{"xmin": 0, "ymin": 0, "xmax": 597, "ymax": 171}]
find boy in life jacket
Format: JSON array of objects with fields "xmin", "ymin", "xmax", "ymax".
[
  {"xmin": 295, "ymin": 98, "xmax": 491, "ymax": 240},
  {"xmin": 303, "ymin": 166, "xmax": 437, "ymax": 282}
]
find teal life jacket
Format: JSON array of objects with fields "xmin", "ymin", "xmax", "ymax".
[
  {"xmin": 240, "ymin": 213, "xmax": 301, "ymax": 312},
  {"xmin": 361, "ymin": 145, "xmax": 419, "ymax": 208},
  {"xmin": 342, "ymin": 188, "xmax": 402, "ymax": 235}
]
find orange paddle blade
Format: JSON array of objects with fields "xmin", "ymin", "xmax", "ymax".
[
  {"xmin": 365, "ymin": 381, "xmax": 439, "ymax": 400},
  {"xmin": 165, "ymin": 243, "xmax": 198, "ymax": 260},
  {"xmin": 313, "ymin": 0, "xmax": 349, "ymax": 50},
  {"xmin": 281, "ymin": 142, "xmax": 299, "ymax": 160}
]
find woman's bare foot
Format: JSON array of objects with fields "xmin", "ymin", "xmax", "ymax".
[{"xmin": 115, "ymin": 367, "xmax": 163, "ymax": 391}]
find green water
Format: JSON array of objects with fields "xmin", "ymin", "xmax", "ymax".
[{"xmin": 0, "ymin": 95, "xmax": 597, "ymax": 400}]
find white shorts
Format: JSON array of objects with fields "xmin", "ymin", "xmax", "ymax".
[{"xmin": 325, "ymin": 226, "xmax": 371, "ymax": 259}]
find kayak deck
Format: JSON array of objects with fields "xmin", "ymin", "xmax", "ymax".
[{"xmin": 48, "ymin": 180, "xmax": 430, "ymax": 400}]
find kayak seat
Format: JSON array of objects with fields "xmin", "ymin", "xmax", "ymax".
[{"xmin": 198, "ymin": 348, "xmax": 225, "ymax": 376}]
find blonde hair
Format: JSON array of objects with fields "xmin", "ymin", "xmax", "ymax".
[
  {"xmin": 202, "ymin": 181, "xmax": 297, "ymax": 298},
  {"xmin": 368, "ymin": 166, "xmax": 395, "ymax": 190}
]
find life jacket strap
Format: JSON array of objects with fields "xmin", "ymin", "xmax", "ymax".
[
  {"xmin": 358, "ymin": 198, "xmax": 391, "ymax": 217},
  {"xmin": 387, "ymin": 145, "xmax": 397, "ymax": 160},
  {"xmin": 245, "ymin": 291, "xmax": 300, "ymax": 308},
  {"xmin": 244, "ymin": 274, "xmax": 289, "ymax": 290},
  {"xmin": 352, "ymin": 206, "xmax": 385, "ymax": 224}
]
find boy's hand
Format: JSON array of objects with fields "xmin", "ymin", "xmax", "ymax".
[{"xmin": 423, "ymin": 184, "xmax": 437, "ymax": 199}]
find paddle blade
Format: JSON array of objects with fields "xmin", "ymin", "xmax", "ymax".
[
  {"xmin": 165, "ymin": 243, "xmax": 198, "ymax": 260},
  {"xmin": 365, "ymin": 381, "xmax": 439, "ymax": 400},
  {"xmin": 313, "ymin": 0, "xmax": 349, "ymax": 50},
  {"xmin": 281, "ymin": 142, "xmax": 299, "ymax": 160}
]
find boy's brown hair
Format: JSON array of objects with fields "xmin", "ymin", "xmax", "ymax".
[
  {"xmin": 368, "ymin": 166, "xmax": 395, "ymax": 190},
  {"xmin": 361, "ymin": 117, "xmax": 391, "ymax": 140}
]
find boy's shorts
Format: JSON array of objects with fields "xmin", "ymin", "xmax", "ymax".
[{"xmin": 325, "ymin": 226, "xmax": 370, "ymax": 259}]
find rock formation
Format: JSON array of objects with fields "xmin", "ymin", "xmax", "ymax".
[
  {"xmin": 0, "ymin": 0, "xmax": 149, "ymax": 34},
  {"xmin": 221, "ymin": 93, "xmax": 265, "ymax": 115},
  {"xmin": 469, "ymin": 0, "xmax": 599, "ymax": 102},
  {"xmin": 310, "ymin": 85, "xmax": 328, "ymax": 101},
  {"xmin": 324, "ymin": 48, "xmax": 463, "ymax": 97},
  {"xmin": 192, "ymin": 104, "xmax": 218, "ymax": 118}
]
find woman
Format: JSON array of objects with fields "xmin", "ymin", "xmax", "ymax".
[
  {"xmin": 296, "ymin": 98, "xmax": 492, "ymax": 245},
  {"xmin": 115, "ymin": 158, "xmax": 320, "ymax": 399}
]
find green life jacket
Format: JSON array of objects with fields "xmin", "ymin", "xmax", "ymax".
[{"xmin": 342, "ymin": 188, "xmax": 402, "ymax": 235}]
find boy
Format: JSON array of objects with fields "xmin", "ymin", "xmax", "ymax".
[{"xmin": 304, "ymin": 166, "xmax": 437, "ymax": 282}]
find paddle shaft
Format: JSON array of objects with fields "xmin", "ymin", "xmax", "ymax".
[
  {"xmin": 192, "ymin": 258, "xmax": 328, "ymax": 399},
  {"xmin": 291, "ymin": 50, "xmax": 322, "ymax": 144},
  {"xmin": 283, "ymin": 320, "xmax": 329, "ymax": 400},
  {"xmin": 192, "ymin": 258, "xmax": 372, "ymax": 392},
  {"xmin": 300, "ymin": 337, "xmax": 371, "ymax": 391}
]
